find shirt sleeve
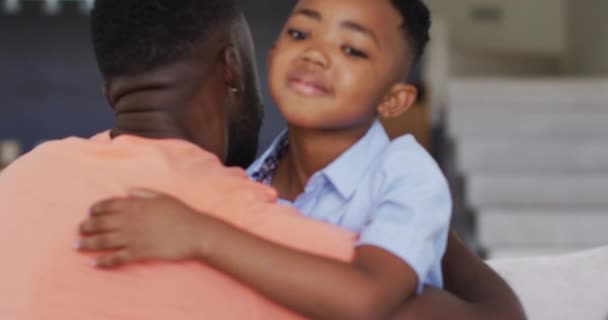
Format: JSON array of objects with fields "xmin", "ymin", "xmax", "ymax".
[{"xmin": 356, "ymin": 137, "xmax": 452, "ymax": 294}]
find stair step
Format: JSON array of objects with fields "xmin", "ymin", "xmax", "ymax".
[
  {"xmin": 447, "ymin": 110, "xmax": 608, "ymax": 140},
  {"xmin": 485, "ymin": 247, "xmax": 590, "ymax": 260},
  {"xmin": 455, "ymin": 140, "xmax": 608, "ymax": 174},
  {"xmin": 478, "ymin": 209, "xmax": 608, "ymax": 248},
  {"xmin": 467, "ymin": 174, "xmax": 608, "ymax": 209},
  {"xmin": 448, "ymin": 78, "xmax": 608, "ymax": 110}
]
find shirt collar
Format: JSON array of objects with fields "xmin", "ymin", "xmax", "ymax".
[
  {"xmin": 248, "ymin": 121, "xmax": 390, "ymax": 199},
  {"xmin": 321, "ymin": 121, "xmax": 390, "ymax": 199}
]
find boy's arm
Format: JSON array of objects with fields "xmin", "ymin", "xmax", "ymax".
[
  {"xmin": 79, "ymin": 193, "xmax": 418, "ymax": 320},
  {"xmin": 78, "ymin": 192, "xmax": 526, "ymax": 320},
  {"xmin": 391, "ymin": 232, "xmax": 527, "ymax": 320},
  {"xmin": 200, "ymin": 219, "xmax": 417, "ymax": 320}
]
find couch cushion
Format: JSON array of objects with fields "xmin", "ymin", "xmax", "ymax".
[{"xmin": 489, "ymin": 246, "xmax": 608, "ymax": 320}]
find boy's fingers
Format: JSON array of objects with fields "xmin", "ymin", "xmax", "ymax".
[
  {"xmin": 93, "ymin": 250, "xmax": 136, "ymax": 269},
  {"xmin": 79, "ymin": 216, "xmax": 120, "ymax": 235},
  {"xmin": 76, "ymin": 233, "xmax": 126, "ymax": 252},
  {"xmin": 90, "ymin": 198, "xmax": 129, "ymax": 216}
]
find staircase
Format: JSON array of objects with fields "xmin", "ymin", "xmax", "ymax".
[{"xmin": 446, "ymin": 78, "xmax": 608, "ymax": 258}]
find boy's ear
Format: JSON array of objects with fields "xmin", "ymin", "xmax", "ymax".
[
  {"xmin": 223, "ymin": 46, "xmax": 240, "ymax": 90},
  {"xmin": 377, "ymin": 83, "xmax": 418, "ymax": 119}
]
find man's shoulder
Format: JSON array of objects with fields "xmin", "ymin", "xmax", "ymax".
[
  {"xmin": 0, "ymin": 134, "xmax": 225, "ymax": 186},
  {"xmin": 18, "ymin": 134, "xmax": 218, "ymax": 169},
  {"xmin": 2, "ymin": 136, "xmax": 90, "ymax": 172},
  {"xmin": 0, "ymin": 136, "xmax": 104, "ymax": 200},
  {"xmin": 29, "ymin": 136, "xmax": 90, "ymax": 152}
]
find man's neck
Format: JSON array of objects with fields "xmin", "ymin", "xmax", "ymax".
[{"xmin": 111, "ymin": 110, "xmax": 189, "ymax": 141}]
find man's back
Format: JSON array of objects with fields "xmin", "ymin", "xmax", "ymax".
[{"xmin": 0, "ymin": 133, "xmax": 355, "ymax": 320}]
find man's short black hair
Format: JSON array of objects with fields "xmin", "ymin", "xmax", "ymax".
[
  {"xmin": 91, "ymin": 0, "xmax": 239, "ymax": 77},
  {"xmin": 391, "ymin": 0, "xmax": 431, "ymax": 65}
]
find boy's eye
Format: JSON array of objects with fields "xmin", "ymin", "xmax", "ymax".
[
  {"xmin": 287, "ymin": 28, "xmax": 308, "ymax": 41},
  {"xmin": 342, "ymin": 46, "xmax": 369, "ymax": 59}
]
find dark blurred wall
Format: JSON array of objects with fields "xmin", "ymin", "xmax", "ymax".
[
  {"xmin": 0, "ymin": 2, "xmax": 110, "ymax": 150},
  {"xmin": 0, "ymin": 0, "xmax": 296, "ymax": 152}
]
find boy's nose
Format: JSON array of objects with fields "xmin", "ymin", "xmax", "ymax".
[{"xmin": 300, "ymin": 47, "xmax": 330, "ymax": 69}]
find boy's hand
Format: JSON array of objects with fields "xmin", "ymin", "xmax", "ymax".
[{"xmin": 77, "ymin": 189, "xmax": 213, "ymax": 268}]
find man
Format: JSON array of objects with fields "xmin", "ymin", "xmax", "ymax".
[{"xmin": 0, "ymin": 0, "xmax": 524, "ymax": 319}]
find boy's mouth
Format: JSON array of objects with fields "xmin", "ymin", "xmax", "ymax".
[{"xmin": 286, "ymin": 71, "xmax": 332, "ymax": 97}]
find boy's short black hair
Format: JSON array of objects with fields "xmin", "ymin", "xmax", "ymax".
[
  {"xmin": 91, "ymin": 0, "xmax": 238, "ymax": 77},
  {"xmin": 391, "ymin": 0, "xmax": 431, "ymax": 65}
]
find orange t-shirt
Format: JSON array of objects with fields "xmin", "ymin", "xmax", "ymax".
[{"xmin": 0, "ymin": 133, "xmax": 355, "ymax": 320}]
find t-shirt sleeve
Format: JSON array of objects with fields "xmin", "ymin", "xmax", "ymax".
[{"xmin": 356, "ymin": 137, "xmax": 452, "ymax": 293}]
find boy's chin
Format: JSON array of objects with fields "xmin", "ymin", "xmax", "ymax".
[
  {"xmin": 282, "ymin": 113, "xmax": 327, "ymax": 130},
  {"xmin": 282, "ymin": 115, "xmax": 349, "ymax": 132}
]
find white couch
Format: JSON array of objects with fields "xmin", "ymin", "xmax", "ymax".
[{"xmin": 489, "ymin": 246, "xmax": 608, "ymax": 320}]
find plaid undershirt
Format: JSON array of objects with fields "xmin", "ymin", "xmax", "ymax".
[{"xmin": 249, "ymin": 133, "xmax": 289, "ymax": 185}]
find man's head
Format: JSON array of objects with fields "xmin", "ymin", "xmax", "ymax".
[
  {"xmin": 91, "ymin": 0, "xmax": 264, "ymax": 168},
  {"xmin": 267, "ymin": 0, "xmax": 430, "ymax": 131}
]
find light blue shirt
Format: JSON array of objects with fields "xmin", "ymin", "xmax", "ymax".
[{"xmin": 247, "ymin": 121, "xmax": 452, "ymax": 291}]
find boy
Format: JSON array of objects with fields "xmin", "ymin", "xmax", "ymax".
[{"xmin": 79, "ymin": 1, "xmax": 452, "ymax": 319}]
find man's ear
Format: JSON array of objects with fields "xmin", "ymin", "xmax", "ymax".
[
  {"xmin": 223, "ymin": 46, "xmax": 240, "ymax": 91},
  {"xmin": 102, "ymin": 83, "xmax": 114, "ymax": 109},
  {"xmin": 267, "ymin": 42, "xmax": 277, "ymax": 69},
  {"xmin": 377, "ymin": 83, "xmax": 418, "ymax": 119}
]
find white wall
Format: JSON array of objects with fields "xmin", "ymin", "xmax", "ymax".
[
  {"xmin": 425, "ymin": 0, "xmax": 567, "ymax": 56},
  {"xmin": 565, "ymin": 0, "xmax": 608, "ymax": 75},
  {"xmin": 425, "ymin": 0, "xmax": 567, "ymax": 76}
]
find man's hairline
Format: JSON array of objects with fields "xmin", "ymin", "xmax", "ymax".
[{"xmin": 99, "ymin": 9, "xmax": 245, "ymax": 81}]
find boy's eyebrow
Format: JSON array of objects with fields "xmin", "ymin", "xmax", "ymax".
[
  {"xmin": 341, "ymin": 21, "xmax": 380, "ymax": 48},
  {"xmin": 293, "ymin": 8, "xmax": 380, "ymax": 48},
  {"xmin": 293, "ymin": 8, "xmax": 321, "ymax": 21}
]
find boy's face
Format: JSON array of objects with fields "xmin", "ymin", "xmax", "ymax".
[{"xmin": 268, "ymin": 0, "xmax": 410, "ymax": 130}]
